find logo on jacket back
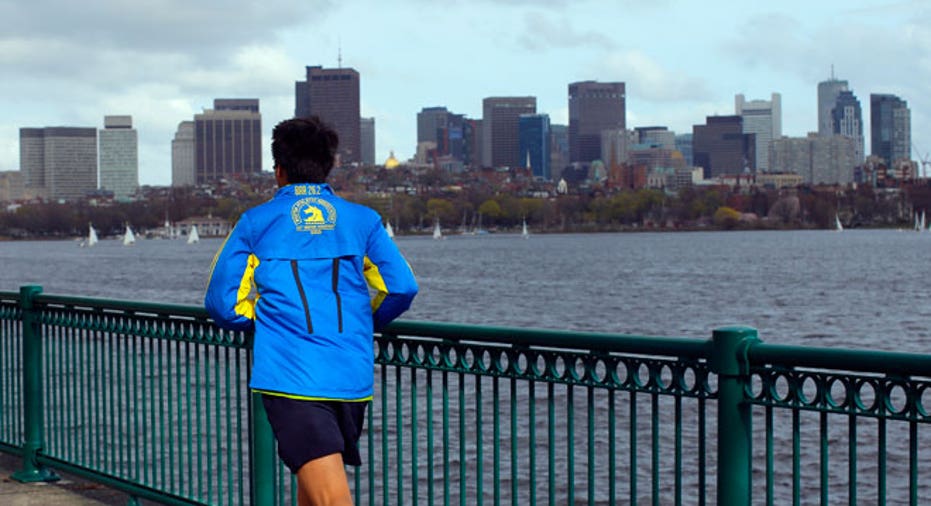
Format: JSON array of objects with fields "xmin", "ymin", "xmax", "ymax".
[{"xmin": 290, "ymin": 197, "xmax": 337, "ymax": 234}]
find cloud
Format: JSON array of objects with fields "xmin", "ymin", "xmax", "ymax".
[
  {"xmin": 0, "ymin": 0, "xmax": 333, "ymax": 55},
  {"xmin": 517, "ymin": 11, "xmax": 617, "ymax": 51},
  {"xmin": 598, "ymin": 50, "xmax": 713, "ymax": 103}
]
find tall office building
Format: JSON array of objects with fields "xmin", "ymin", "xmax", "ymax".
[
  {"xmin": 417, "ymin": 107, "xmax": 449, "ymax": 145},
  {"xmin": 635, "ymin": 126, "xmax": 676, "ymax": 150},
  {"xmin": 98, "ymin": 115, "xmax": 138, "ymax": 200},
  {"xmin": 771, "ymin": 134, "xmax": 858, "ymax": 184},
  {"xmin": 568, "ymin": 81, "xmax": 626, "ymax": 164},
  {"xmin": 295, "ymin": 65, "xmax": 361, "ymax": 164},
  {"xmin": 549, "ymin": 124, "xmax": 569, "ymax": 174},
  {"xmin": 832, "ymin": 90, "xmax": 864, "ymax": 164},
  {"xmin": 20, "ymin": 127, "xmax": 97, "ymax": 201},
  {"xmin": 482, "ymin": 97, "xmax": 536, "ymax": 168},
  {"xmin": 675, "ymin": 134, "xmax": 694, "ymax": 166},
  {"xmin": 735, "ymin": 93, "xmax": 781, "ymax": 172},
  {"xmin": 818, "ymin": 76, "xmax": 848, "ymax": 137},
  {"xmin": 194, "ymin": 99, "xmax": 262, "ymax": 185},
  {"xmin": 360, "ymin": 117, "xmax": 375, "ymax": 166},
  {"xmin": 463, "ymin": 119, "xmax": 483, "ymax": 168},
  {"xmin": 692, "ymin": 116, "xmax": 755, "ymax": 178},
  {"xmin": 518, "ymin": 114, "xmax": 551, "ymax": 180},
  {"xmin": 172, "ymin": 121, "xmax": 195, "ymax": 186},
  {"xmin": 870, "ymin": 94, "xmax": 911, "ymax": 165}
]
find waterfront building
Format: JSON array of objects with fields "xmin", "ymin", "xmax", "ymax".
[
  {"xmin": 0, "ymin": 171, "xmax": 24, "ymax": 202},
  {"xmin": 295, "ymin": 65, "xmax": 361, "ymax": 164},
  {"xmin": 171, "ymin": 121, "xmax": 195, "ymax": 187},
  {"xmin": 635, "ymin": 126, "xmax": 676, "ymax": 150},
  {"xmin": 818, "ymin": 76, "xmax": 848, "ymax": 137},
  {"xmin": 870, "ymin": 94, "xmax": 911, "ymax": 165},
  {"xmin": 568, "ymin": 81, "xmax": 626, "ymax": 164},
  {"xmin": 194, "ymin": 99, "xmax": 262, "ymax": 185},
  {"xmin": 20, "ymin": 126, "xmax": 97, "ymax": 201},
  {"xmin": 770, "ymin": 133, "xmax": 857, "ymax": 185},
  {"xmin": 692, "ymin": 116, "xmax": 754, "ymax": 179},
  {"xmin": 735, "ymin": 93, "xmax": 781, "ymax": 172},
  {"xmin": 518, "ymin": 114, "xmax": 551, "ymax": 180},
  {"xmin": 832, "ymin": 91, "xmax": 864, "ymax": 164},
  {"xmin": 417, "ymin": 107, "xmax": 449, "ymax": 146},
  {"xmin": 98, "ymin": 115, "xmax": 138, "ymax": 201},
  {"xmin": 601, "ymin": 128, "xmax": 635, "ymax": 168},
  {"xmin": 360, "ymin": 117, "xmax": 375, "ymax": 166},
  {"xmin": 549, "ymin": 124, "xmax": 569, "ymax": 176},
  {"xmin": 482, "ymin": 96, "xmax": 536, "ymax": 168},
  {"xmin": 675, "ymin": 134, "xmax": 694, "ymax": 166}
]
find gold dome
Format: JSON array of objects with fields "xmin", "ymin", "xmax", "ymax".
[{"xmin": 384, "ymin": 150, "xmax": 400, "ymax": 169}]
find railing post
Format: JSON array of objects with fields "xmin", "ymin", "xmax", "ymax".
[
  {"xmin": 251, "ymin": 391, "xmax": 275, "ymax": 505},
  {"xmin": 711, "ymin": 326, "xmax": 758, "ymax": 506},
  {"xmin": 12, "ymin": 285, "xmax": 59, "ymax": 483}
]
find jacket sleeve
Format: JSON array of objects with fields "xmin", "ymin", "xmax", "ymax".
[
  {"xmin": 363, "ymin": 221, "xmax": 418, "ymax": 331},
  {"xmin": 204, "ymin": 216, "xmax": 258, "ymax": 331}
]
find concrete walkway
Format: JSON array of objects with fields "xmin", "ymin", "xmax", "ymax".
[{"xmin": 0, "ymin": 452, "xmax": 129, "ymax": 505}]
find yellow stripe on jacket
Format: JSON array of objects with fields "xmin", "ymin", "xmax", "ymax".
[
  {"xmin": 234, "ymin": 253, "xmax": 260, "ymax": 320},
  {"xmin": 363, "ymin": 255, "xmax": 387, "ymax": 312}
]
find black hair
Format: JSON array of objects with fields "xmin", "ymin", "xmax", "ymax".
[{"xmin": 271, "ymin": 117, "xmax": 339, "ymax": 183}]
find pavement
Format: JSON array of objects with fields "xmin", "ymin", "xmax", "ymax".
[{"xmin": 0, "ymin": 452, "xmax": 129, "ymax": 505}]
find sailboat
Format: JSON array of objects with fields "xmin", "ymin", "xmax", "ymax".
[
  {"xmin": 123, "ymin": 225, "xmax": 136, "ymax": 246},
  {"xmin": 81, "ymin": 224, "xmax": 99, "ymax": 247},
  {"xmin": 187, "ymin": 225, "xmax": 200, "ymax": 244},
  {"xmin": 835, "ymin": 215, "xmax": 843, "ymax": 232},
  {"xmin": 521, "ymin": 219, "xmax": 530, "ymax": 239},
  {"xmin": 433, "ymin": 220, "xmax": 443, "ymax": 240},
  {"xmin": 385, "ymin": 220, "xmax": 395, "ymax": 239}
]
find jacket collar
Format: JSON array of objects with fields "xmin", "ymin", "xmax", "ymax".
[{"xmin": 276, "ymin": 183, "xmax": 333, "ymax": 198}]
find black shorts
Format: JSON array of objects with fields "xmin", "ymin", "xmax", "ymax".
[{"xmin": 261, "ymin": 395, "xmax": 368, "ymax": 473}]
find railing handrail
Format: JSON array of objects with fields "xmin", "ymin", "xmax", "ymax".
[{"xmin": 748, "ymin": 341, "xmax": 931, "ymax": 376}]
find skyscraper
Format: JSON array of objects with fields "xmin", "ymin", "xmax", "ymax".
[
  {"xmin": 870, "ymin": 94, "xmax": 911, "ymax": 165},
  {"xmin": 518, "ymin": 114, "xmax": 551, "ymax": 180},
  {"xmin": 360, "ymin": 117, "xmax": 375, "ymax": 166},
  {"xmin": 417, "ymin": 107, "xmax": 449, "ymax": 145},
  {"xmin": 832, "ymin": 90, "xmax": 864, "ymax": 164},
  {"xmin": 482, "ymin": 97, "xmax": 536, "ymax": 168},
  {"xmin": 295, "ymin": 65, "xmax": 361, "ymax": 164},
  {"xmin": 568, "ymin": 81, "xmax": 626, "ymax": 164},
  {"xmin": 20, "ymin": 127, "xmax": 97, "ymax": 201},
  {"xmin": 818, "ymin": 76, "xmax": 848, "ymax": 137},
  {"xmin": 194, "ymin": 99, "xmax": 262, "ymax": 185},
  {"xmin": 692, "ymin": 116, "xmax": 755, "ymax": 178},
  {"xmin": 735, "ymin": 93, "xmax": 781, "ymax": 172},
  {"xmin": 172, "ymin": 121, "xmax": 195, "ymax": 187},
  {"xmin": 98, "ymin": 115, "xmax": 138, "ymax": 200}
]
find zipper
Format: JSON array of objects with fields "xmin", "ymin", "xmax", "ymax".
[
  {"xmin": 332, "ymin": 258, "xmax": 343, "ymax": 333},
  {"xmin": 290, "ymin": 260, "xmax": 314, "ymax": 333}
]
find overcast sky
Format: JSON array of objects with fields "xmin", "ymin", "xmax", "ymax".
[{"xmin": 0, "ymin": 0, "xmax": 928, "ymax": 185}]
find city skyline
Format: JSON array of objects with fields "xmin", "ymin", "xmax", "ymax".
[{"xmin": 0, "ymin": 0, "xmax": 927, "ymax": 186}]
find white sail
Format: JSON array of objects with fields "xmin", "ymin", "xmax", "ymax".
[
  {"xmin": 87, "ymin": 224, "xmax": 98, "ymax": 247},
  {"xmin": 386, "ymin": 220, "xmax": 395, "ymax": 239},
  {"xmin": 123, "ymin": 225, "xmax": 135, "ymax": 246},
  {"xmin": 433, "ymin": 220, "xmax": 443, "ymax": 240},
  {"xmin": 835, "ymin": 215, "xmax": 843, "ymax": 232},
  {"xmin": 521, "ymin": 219, "xmax": 529, "ymax": 238},
  {"xmin": 187, "ymin": 225, "xmax": 200, "ymax": 244},
  {"xmin": 922, "ymin": 211, "xmax": 927, "ymax": 231}
]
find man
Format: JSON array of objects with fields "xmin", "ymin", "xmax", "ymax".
[{"xmin": 205, "ymin": 117, "xmax": 418, "ymax": 506}]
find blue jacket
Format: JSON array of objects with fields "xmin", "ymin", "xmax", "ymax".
[{"xmin": 205, "ymin": 183, "xmax": 418, "ymax": 400}]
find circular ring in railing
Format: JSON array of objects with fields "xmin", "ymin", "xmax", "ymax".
[
  {"xmin": 825, "ymin": 376, "xmax": 851, "ymax": 409},
  {"xmin": 853, "ymin": 378, "xmax": 879, "ymax": 413},
  {"xmin": 884, "ymin": 380, "xmax": 911, "ymax": 416},
  {"xmin": 796, "ymin": 374, "xmax": 821, "ymax": 407}
]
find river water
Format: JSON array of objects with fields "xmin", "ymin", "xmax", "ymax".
[
  {"xmin": 2, "ymin": 229, "xmax": 930, "ymax": 504},
  {"xmin": 4, "ymin": 228, "xmax": 929, "ymax": 351}
]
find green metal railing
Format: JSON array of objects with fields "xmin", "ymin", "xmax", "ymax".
[{"xmin": 1, "ymin": 286, "xmax": 931, "ymax": 505}]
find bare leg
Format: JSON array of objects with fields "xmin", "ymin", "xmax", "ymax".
[{"xmin": 295, "ymin": 453, "xmax": 353, "ymax": 506}]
